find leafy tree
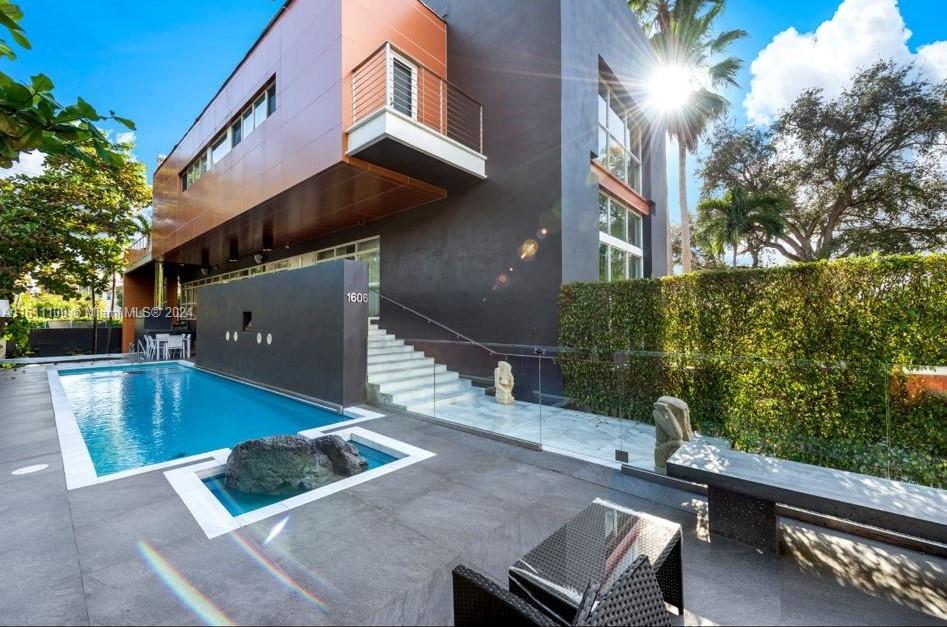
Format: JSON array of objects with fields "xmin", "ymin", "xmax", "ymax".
[
  {"xmin": 699, "ymin": 61, "xmax": 947, "ymax": 261},
  {"xmin": 0, "ymin": 144, "xmax": 151, "ymax": 300},
  {"xmin": 694, "ymin": 186, "xmax": 787, "ymax": 267},
  {"xmin": 0, "ymin": 0, "xmax": 134, "ymax": 168},
  {"xmin": 629, "ymin": 0, "xmax": 745, "ymax": 272},
  {"xmin": 669, "ymin": 222, "xmax": 725, "ymax": 270}
]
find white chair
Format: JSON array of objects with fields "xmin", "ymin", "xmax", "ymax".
[
  {"xmin": 155, "ymin": 333, "xmax": 171, "ymax": 360},
  {"xmin": 166, "ymin": 334, "xmax": 185, "ymax": 360},
  {"xmin": 143, "ymin": 336, "xmax": 157, "ymax": 360}
]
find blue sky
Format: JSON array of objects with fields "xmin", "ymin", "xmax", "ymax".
[{"xmin": 4, "ymin": 0, "xmax": 946, "ymax": 215}]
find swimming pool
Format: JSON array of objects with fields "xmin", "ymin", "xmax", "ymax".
[{"xmin": 55, "ymin": 362, "xmax": 359, "ymax": 479}]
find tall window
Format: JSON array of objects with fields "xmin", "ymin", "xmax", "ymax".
[
  {"xmin": 390, "ymin": 54, "xmax": 416, "ymax": 118},
  {"xmin": 598, "ymin": 192, "xmax": 643, "ymax": 281},
  {"xmin": 182, "ymin": 79, "xmax": 277, "ymax": 191},
  {"xmin": 597, "ymin": 80, "xmax": 643, "ymax": 193}
]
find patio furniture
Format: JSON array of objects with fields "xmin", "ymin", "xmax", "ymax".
[
  {"xmin": 453, "ymin": 556, "xmax": 671, "ymax": 626},
  {"xmin": 667, "ymin": 441, "xmax": 947, "ymax": 552},
  {"xmin": 155, "ymin": 333, "xmax": 170, "ymax": 360},
  {"xmin": 144, "ymin": 335, "xmax": 157, "ymax": 360},
  {"xmin": 166, "ymin": 334, "xmax": 185, "ymax": 359},
  {"xmin": 508, "ymin": 498, "xmax": 683, "ymax": 622}
]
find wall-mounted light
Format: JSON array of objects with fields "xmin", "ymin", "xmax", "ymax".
[{"xmin": 253, "ymin": 253, "xmax": 265, "ymax": 264}]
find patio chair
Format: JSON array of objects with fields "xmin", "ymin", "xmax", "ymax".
[
  {"xmin": 143, "ymin": 336, "xmax": 157, "ymax": 360},
  {"xmin": 155, "ymin": 333, "xmax": 170, "ymax": 360},
  {"xmin": 452, "ymin": 557, "xmax": 671, "ymax": 627},
  {"xmin": 166, "ymin": 334, "xmax": 185, "ymax": 359}
]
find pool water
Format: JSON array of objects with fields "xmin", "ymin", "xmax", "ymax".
[
  {"xmin": 204, "ymin": 441, "xmax": 398, "ymax": 516},
  {"xmin": 58, "ymin": 363, "xmax": 350, "ymax": 477}
]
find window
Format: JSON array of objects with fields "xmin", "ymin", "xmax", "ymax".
[
  {"xmin": 242, "ymin": 311, "xmax": 253, "ymax": 331},
  {"xmin": 598, "ymin": 192, "xmax": 643, "ymax": 281},
  {"xmin": 211, "ymin": 133, "xmax": 229, "ymax": 165},
  {"xmin": 596, "ymin": 80, "xmax": 643, "ymax": 193},
  {"xmin": 390, "ymin": 56, "xmax": 415, "ymax": 118},
  {"xmin": 180, "ymin": 80, "xmax": 277, "ymax": 191}
]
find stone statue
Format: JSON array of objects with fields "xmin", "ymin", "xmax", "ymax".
[
  {"xmin": 494, "ymin": 360, "xmax": 515, "ymax": 405},
  {"xmin": 653, "ymin": 396, "xmax": 694, "ymax": 474}
]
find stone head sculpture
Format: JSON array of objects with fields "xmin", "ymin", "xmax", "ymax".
[{"xmin": 653, "ymin": 396, "xmax": 693, "ymax": 474}]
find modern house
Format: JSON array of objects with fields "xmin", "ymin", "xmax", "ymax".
[{"xmin": 124, "ymin": 0, "xmax": 668, "ymax": 392}]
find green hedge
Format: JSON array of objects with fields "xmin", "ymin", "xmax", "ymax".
[{"xmin": 558, "ymin": 254, "xmax": 947, "ymax": 487}]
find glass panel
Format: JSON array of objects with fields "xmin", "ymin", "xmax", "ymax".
[
  {"xmin": 629, "ymin": 254, "xmax": 642, "ymax": 279},
  {"xmin": 597, "ymin": 127, "xmax": 608, "ymax": 167},
  {"xmin": 610, "ymin": 199, "xmax": 626, "ymax": 241},
  {"xmin": 231, "ymin": 121, "xmax": 242, "ymax": 147},
  {"xmin": 211, "ymin": 134, "xmax": 229, "ymax": 165},
  {"xmin": 242, "ymin": 109, "xmax": 254, "ymax": 138},
  {"xmin": 266, "ymin": 84, "xmax": 276, "ymax": 116},
  {"xmin": 253, "ymin": 94, "xmax": 266, "ymax": 127},
  {"xmin": 391, "ymin": 58, "xmax": 413, "ymax": 117},
  {"xmin": 599, "ymin": 243, "xmax": 609, "ymax": 281},
  {"xmin": 316, "ymin": 249, "xmax": 334, "ymax": 261},
  {"xmin": 337, "ymin": 244, "xmax": 356, "ymax": 256},
  {"xmin": 628, "ymin": 213, "xmax": 642, "ymax": 247},
  {"xmin": 357, "ymin": 238, "xmax": 379, "ymax": 251},
  {"xmin": 630, "ymin": 160, "xmax": 641, "ymax": 193},
  {"xmin": 598, "ymin": 193, "xmax": 609, "ymax": 233},
  {"xmin": 598, "ymin": 83, "xmax": 608, "ymax": 126},
  {"xmin": 608, "ymin": 144, "xmax": 628, "ymax": 183},
  {"xmin": 607, "ymin": 92, "xmax": 625, "ymax": 142},
  {"xmin": 610, "ymin": 248, "xmax": 627, "ymax": 281}
]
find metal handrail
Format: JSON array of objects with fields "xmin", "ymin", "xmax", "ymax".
[{"xmin": 369, "ymin": 288, "xmax": 497, "ymax": 358}]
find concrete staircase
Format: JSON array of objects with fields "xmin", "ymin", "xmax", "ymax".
[{"xmin": 367, "ymin": 323, "xmax": 477, "ymax": 413}]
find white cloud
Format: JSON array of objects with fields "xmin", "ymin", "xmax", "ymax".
[
  {"xmin": 0, "ymin": 150, "xmax": 46, "ymax": 178},
  {"xmin": 743, "ymin": 0, "xmax": 947, "ymax": 124},
  {"xmin": 116, "ymin": 131, "xmax": 136, "ymax": 145}
]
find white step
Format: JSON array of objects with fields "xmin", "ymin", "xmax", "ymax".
[
  {"xmin": 384, "ymin": 378, "xmax": 472, "ymax": 405},
  {"xmin": 404, "ymin": 389, "xmax": 480, "ymax": 413},
  {"xmin": 368, "ymin": 338, "xmax": 404, "ymax": 349},
  {"xmin": 368, "ymin": 362, "xmax": 447, "ymax": 383},
  {"xmin": 368, "ymin": 344, "xmax": 415, "ymax": 358},
  {"xmin": 375, "ymin": 370, "xmax": 459, "ymax": 394},
  {"xmin": 367, "ymin": 351, "xmax": 426, "ymax": 366},
  {"xmin": 367, "ymin": 355, "xmax": 434, "ymax": 374}
]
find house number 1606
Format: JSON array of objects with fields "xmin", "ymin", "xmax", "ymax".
[{"xmin": 346, "ymin": 292, "xmax": 369, "ymax": 303}]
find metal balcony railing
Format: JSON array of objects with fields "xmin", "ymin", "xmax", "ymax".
[
  {"xmin": 351, "ymin": 42, "xmax": 483, "ymax": 154},
  {"xmin": 125, "ymin": 234, "xmax": 151, "ymax": 265}
]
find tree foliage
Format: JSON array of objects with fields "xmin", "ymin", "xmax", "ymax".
[
  {"xmin": 0, "ymin": 143, "xmax": 152, "ymax": 302},
  {"xmin": 699, "ymin": 61, "xmax": 947, "ymax": 261},
  {"xmin": 0, "ymin": 0, "xmax": 134, "ymax": 168},
  {"xmin": 693, "ymin": 186, "xmax": 787, "ymax": 266},
  {"xmin": 559, "ymin": 254, "xmax": 947, "ymax": 487}
]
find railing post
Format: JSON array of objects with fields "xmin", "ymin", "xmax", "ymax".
[
  {"xmin": 384, "ymin": 42, "xmax": 392, "ymax": 109},
  {"xmin": 440, "ymin": 78, "xmax": 445, "ymax": 134}
]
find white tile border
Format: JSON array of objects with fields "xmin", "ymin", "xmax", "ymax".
[
  {"xmin": 166, "ymin": 426, "xmax": 436, "ymax": 539},
  {"xmin": 48, "ymin": 361, "xmax": 386, "ymax": 490}
]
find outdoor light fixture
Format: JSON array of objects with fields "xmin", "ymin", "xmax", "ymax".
[{"xmin": 253, "ymin": 253, "xmax": 265, "ymax": 264}]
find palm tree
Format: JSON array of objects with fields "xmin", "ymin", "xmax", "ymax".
[
  {"xmin": 693, "ymin": 186, "xmax": 787, "ymax": 267},
  {"xmin": 629, "ymin": 0, "xmax": 745, "ymax": 273}
]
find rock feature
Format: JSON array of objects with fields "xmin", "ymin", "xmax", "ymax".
[
  {"xmin": 494, "ymin": 360, "xmax": 515, "ymax": 405},
  {"xmin": 653, "ymin": 396, "xmax": 695, "ymax": 474},
  {"xmin": 225, "ymin": 434, "xmax": 368, "ymax": 495}
]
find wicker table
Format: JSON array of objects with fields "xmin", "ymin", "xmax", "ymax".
[{"xmin": 508, "ymin": 498, "xmax": 683, "ymax": 622}]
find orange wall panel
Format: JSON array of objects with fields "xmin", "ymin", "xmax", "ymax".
[{"xmin": 121, "ymin": 268, "xmax": 154, "ymax": 352}]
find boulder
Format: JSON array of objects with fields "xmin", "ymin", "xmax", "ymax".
[
  {"xmin": 311, "ymin": 434, "xmax": 369, "ymax": 477},
  {"xmin": 225, "ymin": 434, "xmax": 367, "ymax": 496}
]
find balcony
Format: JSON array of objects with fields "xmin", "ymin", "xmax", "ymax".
[
  {"xmin": 347, "ymin": 42, "xmax": 486, "ymax": 188},
  {"xmin": 125, "ymin": 234, "xmax": 151, "ymax": 270}
]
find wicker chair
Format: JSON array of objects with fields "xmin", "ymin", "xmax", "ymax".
[{"xmin": 452, "ymin": 557, "xmax": 671, "ymax": 627}]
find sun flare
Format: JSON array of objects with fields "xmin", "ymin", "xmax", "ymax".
[{"xmin": 646, "ymin": 64, "xmax": 697, "ymax": 113}]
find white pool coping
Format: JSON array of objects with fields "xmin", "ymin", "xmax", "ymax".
[
  {"xmin": 165, "ymin": 426, "xmax": 436, "ymax": 539},
  {"xmin": 48, "ymin": 360, "xmax": 386, "ymax": 490}
]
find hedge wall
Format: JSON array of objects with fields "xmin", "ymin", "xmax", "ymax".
[{"xmin": 558, "ymin": 254, "xmax": 947, "ymax": 488}]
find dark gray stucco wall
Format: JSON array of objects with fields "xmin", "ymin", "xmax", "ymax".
[
  {"xmin": 195, "ymin": 260, "xmax": 367, "ymax": 406},
  {"xmin": 560, "ymin": 0, "xmax": 669, "ymax": 282}
]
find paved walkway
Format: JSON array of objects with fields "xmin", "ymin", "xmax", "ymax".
[{"xmin": 1, "ymin": 365, "xmax": 945, "ymax": 625}]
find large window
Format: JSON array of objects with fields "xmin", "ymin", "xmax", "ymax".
[
  {"xmin": 598, "ymin": 192, "xmax": 642, "ymax": 281},
  {"xmin": 182, "ymin": 79, "xmax": 277, "ymax": 191},
  {"xmin": 597, "ymin": 80, "xmax": 643, "ymax": 193}
]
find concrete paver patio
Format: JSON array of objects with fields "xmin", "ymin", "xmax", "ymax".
[{"xmin": 1, "ymin": 364, "xmax": 945, "ymax": 626}]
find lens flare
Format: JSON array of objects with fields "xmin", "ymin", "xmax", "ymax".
[
  {"xmin": 646, "ymin": 64, "xmax": 696, "ymax": 113},
  {"xmin": 264, "ymin": 516, "xmax": 289, "ymax": 545},
  {"xmin": 519, "ymin": 239, "xmax": 539, "ymax": 261},
  {"xmin": 137, "ymin": 541, "xmax": 236, "ymax": 627},
  {"xmin": 229, "ymin": 532, "xmax": 329, "ymax": 611}
]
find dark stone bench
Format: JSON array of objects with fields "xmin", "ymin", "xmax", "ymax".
[{"xmin": 666, "ymin": 442, "xmax": 947, "ymax": 552}]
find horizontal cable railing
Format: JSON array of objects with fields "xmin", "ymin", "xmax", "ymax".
[
  {"xmin": 125, "ymin": 234, "xmax": 151, "ymax": 265},
  {"xmin": 351, "ymin": 42, "xmax": 483, "ymax": 154}
]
